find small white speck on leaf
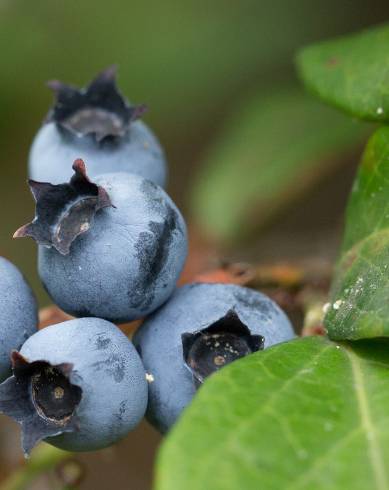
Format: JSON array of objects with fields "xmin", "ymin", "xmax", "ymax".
[
  {"xmin": 333, "ymin": 300, "xmax": 343, "ymax": 310},
  {"xmin": 377, "ymin": 107, "xmax": 384, "ymax": 115}
]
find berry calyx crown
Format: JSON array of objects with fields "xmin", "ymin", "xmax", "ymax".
[{"xmin": 14, "ymin": 159, "xmax": 113, "ymax": 255}]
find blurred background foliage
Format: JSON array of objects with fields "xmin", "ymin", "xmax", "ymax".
[{"xmin": 0, "ymin": 1, "xmax": 388, "ymax": 489}]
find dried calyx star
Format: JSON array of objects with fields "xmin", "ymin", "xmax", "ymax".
[
  {"xmin": 14, "ymin": 159, "xmax": 113, "ymax": 255},
  {"xmin": 0, "ymin": 351, "xmax": 81, "ymax": 456},
  {"xmin": 47, "ymin": 65, "xmax": 147, "ymax": 142},
  {"xmin": 182, "ymin": 310, "xmax": 264, "ymax": 387}
]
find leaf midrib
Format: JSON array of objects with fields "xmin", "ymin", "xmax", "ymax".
[
  {"xmin": 345, "ymin": 347, "xmax": 389, "ymax": 490},
  {"xmin": 288, "ymin": 347, "xmax": 389, "ymax": 490}
]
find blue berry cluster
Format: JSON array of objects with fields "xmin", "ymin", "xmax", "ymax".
[{"xmin": 0, "ymin": 68, "xmax": 295, "ymax": 457}]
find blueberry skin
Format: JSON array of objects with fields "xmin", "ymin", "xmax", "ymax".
[
  {"xmin": 20, "ymin": 317, "xmax": 148, "ymax": 452},
  {"xmin": 133, "ymin": 283, "xmax": 295, "ymax": 433},
  {"xmin": 29, "ymin": 120, "xmax": 167, "ymax": 187},
  {"xmin": 0, "ymin": 258, "xmax": 38, "ymax": 382},
  {"xmin": 38, "ymin": 173, "xmax": 188, "ymax": 323}
]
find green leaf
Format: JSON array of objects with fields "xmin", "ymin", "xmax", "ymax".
[
  {"xmin": 155, "ymin": 336, "xmax": 389, "ymax": 490},
  {"xmin": 190, "ymin": 87, "xmax": 365, "ymax": 245},
  {"xmin": 297, "ymin": 24, "xmax": 389, "ymax": 122},
  {"xmin": 325, "ymin": 127, "xmax": 389, "ymax": 340}
]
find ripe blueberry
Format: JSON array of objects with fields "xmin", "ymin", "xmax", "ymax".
[
  {"xmin": 0, "ymin": 257, "xmax": 38, "ymax": 382},
  {"xmin": 0, "ymin": 317, "xmax": 148, "ymax": 455},
  {"xmin": 29, "ymin": 66, "xmax": 167, "ymax": 187},
  {"xmin": 133, "ymin": 282, "xmax": 295, "ymax": 433},
  {"xmin": 15, "ymin": 159, "xmax": 188, "ymax": 323}
]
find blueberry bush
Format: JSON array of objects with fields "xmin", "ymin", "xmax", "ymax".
[{"xmin": 0, "ymin": 16, "xmax": 389, "ymax": 490}]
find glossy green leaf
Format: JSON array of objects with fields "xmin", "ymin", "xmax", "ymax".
[
  {"xmin": 297, "ymin": 24, "xmax": 389, "ymax": 122},
  {"xmin": 155, "ymin": 336, "xmax": 389, "ymax": 490},
  {"xmin": 325, "ymin": 126, "xmax": 389, "ymax": 339},
  {"xmin": 190, "ymin": 87, "xmax": 365, "ymax": 245}
]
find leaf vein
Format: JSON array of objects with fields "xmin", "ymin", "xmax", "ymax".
[{"xmin": 346, "ymin": 348, "xmax": 389, "ymax": 490}]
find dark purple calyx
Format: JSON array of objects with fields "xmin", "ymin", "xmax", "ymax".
[
  {"xmin": 46, "ymin": 65, "xmax": 147, "ymax": 142},
  {"xmin": 182, "ymin": 310, "xmax": 264, "ymax": 388},
  {"xmin": 14, "ymin": 159, "xmax": 113, "ymax": 255},
  {"xmin": 0, "ymin": 351, "xmax": 82, "ymax": 456}
]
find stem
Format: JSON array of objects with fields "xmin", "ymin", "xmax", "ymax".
[
  {"xmin": 0, "ymin": 444, "xmax": 71, "ymax": 490},
  {"xmin": 300, "ymin": 291, "xmax": 327, "ymax": 337}
]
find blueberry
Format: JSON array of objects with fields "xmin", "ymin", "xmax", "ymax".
[
  {"xmin": 0, "ymin": 317, "xmax": 148, "ymax": 455},
  {"xmin": 29, "ymin": 66, "xmax": 167, "ymax": 187},
  {"xmin": 0, "ymin": 257, "xmax": 38, "ymax": 382},
  {"xmin": 15, "ymin": 159, "xmax": 188, "ymax": 323},
  {"xmin": 133, "ymin": 282, "xmax": 295, "ymax": 433}
]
